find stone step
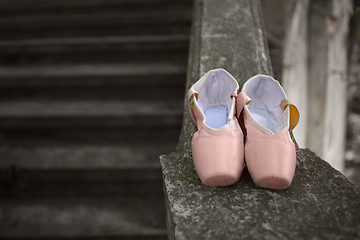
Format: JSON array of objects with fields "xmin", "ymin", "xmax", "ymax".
[
  {"xmin": 0, "ymin": 195, "xmax": 167, "ymax": 239},
  {"xmin": 0, "ymin": 86, "xmax": 186, "ymax": 101},
  {"xmin": 0, "ymin": 98, "xmax": 183, "ymax": 144},
  {"xmin": 0, "ymin": 100, "xmax": 183, "ymax": 129},
  {"xmin": 0, "ymin": 63, "xmax": 186, "ymax": 87},
  {"xmin": 0, "ymin": 87, "xmax": 186, "ymax": 101},
  {"xmin": 0, "ymin": 7, "xmax": 191, "ymax": 40},
  {"xmin": 0, "ymin": 35, "xmax": 189, "ymax": 64},
  {"xmin": 0, "ymin": 126, "xmax": 181, "ymax": 144},
  {"xmin": 0, "ymin": 63, "xmax": 186, "ymax": 100},
  {"xmin": 0, "ymin": 181, "xmax": 164, "ymax": 199},
  {"xmin": 0, "ymin": 0, "xmax": 192, "ymax": 15},
  {"xmin": 0, "ymin": 143, "xmax": 170, "ymax": 239},
  {"xmin": 0, "ymin": 143, "xmax": 174, "ymax": 183}
]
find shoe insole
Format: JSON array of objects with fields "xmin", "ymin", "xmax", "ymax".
[
  {"xmin": 205, "ymin": 105, "xmax": 227, "ymax": 129},
  {"xmin": 249, "ymin": 108, "xmax": 275, "ymax": 132}
]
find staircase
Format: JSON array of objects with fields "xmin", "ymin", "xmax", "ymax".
[{"xmin": 0, "ymin": 0, "xmax": 192, "ymax": 239}]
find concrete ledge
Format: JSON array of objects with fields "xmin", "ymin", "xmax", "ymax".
[
  {"xmin": 161, "ymin": 149, "xmax": 360, "ymax": 239},
  {"xmin": 161, "ymin": 0, "xmax": 360, "ymax": 239}
]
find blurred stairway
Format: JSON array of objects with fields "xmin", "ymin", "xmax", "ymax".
[{"xmin": 0, "ymin": 0, "xmax": 192, "ymax": 239}]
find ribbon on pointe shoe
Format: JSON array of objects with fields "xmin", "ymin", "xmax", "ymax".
[
  {"xmin": 235, "ymin": 91, "xmax": 251, "ymax": 119},
  {"xmin": 280, "ymin": 99, "xmax": 300, "ymax": 132},
  {"xmin": 187, "ymin": 88, "xmax": 201, "ymax": 129}
]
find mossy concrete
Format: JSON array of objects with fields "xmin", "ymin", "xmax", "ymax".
[{"xmin": 160, "ymin": 0, "xmax": 360, "ymax": 239}]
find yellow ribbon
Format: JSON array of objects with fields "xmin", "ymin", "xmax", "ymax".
[{"xmin": 280, "ymin": 99, "xmax": 300, "ymax": 132}]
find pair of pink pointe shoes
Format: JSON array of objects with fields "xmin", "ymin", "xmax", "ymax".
[{"xmin": 188, "ymin": 69, "xmax": 299, "ymax": 190}]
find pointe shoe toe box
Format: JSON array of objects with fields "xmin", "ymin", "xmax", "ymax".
[
  {"xmin": 192, "ymin": 126, "xmax": 244, "ymax": 186},
  {"xmin": 245, "ymin": 129, "xmax": 296, "ymax": 190}
]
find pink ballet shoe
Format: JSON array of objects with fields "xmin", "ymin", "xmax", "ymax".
[
  {"xmin": 240, "ymin": 74, "xmax": 300, "ymax": 190},
  {"xmin": 188, "ymin": 69, "xmax": 248, "ymax": 186}
]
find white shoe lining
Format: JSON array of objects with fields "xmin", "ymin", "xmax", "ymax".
[
  {"xmin": 243, "ymin": 75, "xmax": 288, "ymax": 133},
  {"xmin": 197, "ymin": 69, "xmax": 238, "ymax": 129}
]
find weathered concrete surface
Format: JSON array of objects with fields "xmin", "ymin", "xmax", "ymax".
[
  {"xmin": 161, "ymin": 0, "xmax": 360, "ymax": 239},
  {"xmin": 161, "ymin": 149, "xmax": 360, "ymax": 239}
]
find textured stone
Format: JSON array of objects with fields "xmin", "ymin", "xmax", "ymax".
[
  {"xmin": 161, "ymin": 149, "xmax": 360, "ymax": 239},
  {"xmin": 161, "ymin": 0, "xmax": 360, "ymax": 239}
]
